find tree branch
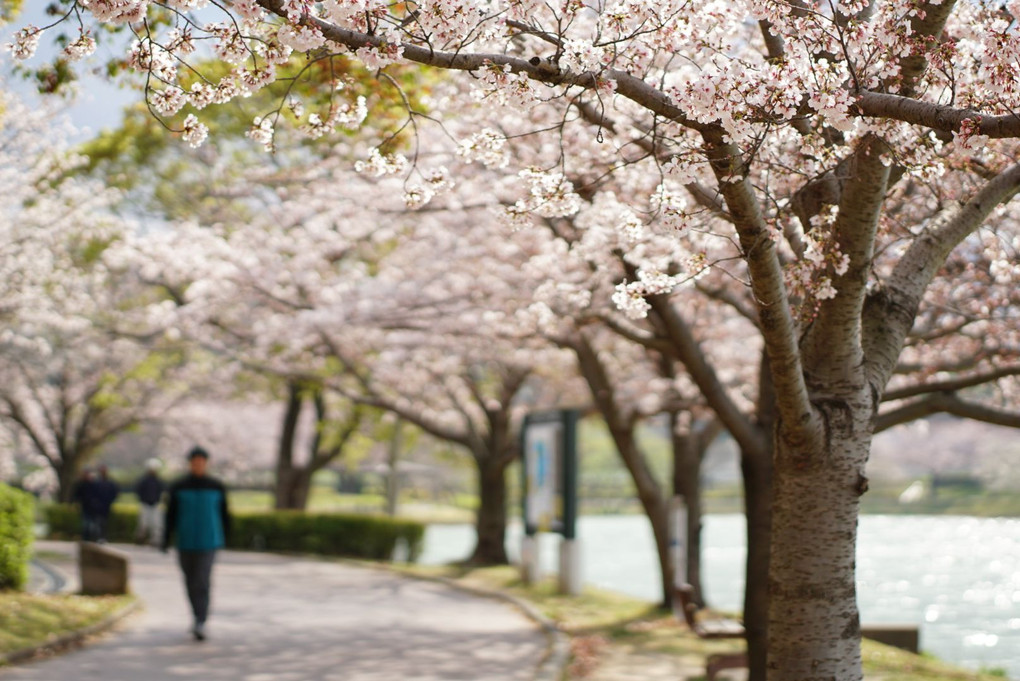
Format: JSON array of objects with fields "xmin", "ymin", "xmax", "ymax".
[
  {"xmin": 316, "ymin": 331, "xmax": 473, "ymax": 447},
  {"xmin": 596, "ymin": 313, "xmax": 675, "ymax": 353},
  {"xmin": 693, "ymin": 281, "xmax": 760, "ymax": 327},
  {"xmin": 258, "ymin": 0, "xmax": 708, "ymax": 132},
  {"xmin": 644, "ymin": 290, "xmax": 768, "ymax": 459},
  {"xmin": 701, "ymin": 129, "xmax": 821, "ymax": 450},
  {"xmin": 802, "ymin": 135, "xmax": 889, "ymax": 377},
  {"xmin": 882, "ymin": 365, "xmax": 1020, "ymax": 402},
  {"xmin": 864, "ymin": 161, "xmax": 1020, "ymax": 387},
  {"xmin": 875, "ymin": 392, "xmax": 1020, "ymax": 432},
  {"xmin": 896, "ymin": 0, "xmax": 958, "ymax": 95},
  {"xmin": 0, "ymin": 396, "xmax": 57, "ymax": 467},
  {"xmin": 855, "ymin": 90, "xmax": 1020, "ymax": 138}
]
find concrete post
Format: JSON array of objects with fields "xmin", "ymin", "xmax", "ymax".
[
  {"xmin": 521, "ymin": 534, "xmax": 541, "ymax": 584},
  {"xmin": 558, "ymin": 538, "xmax": 582, "ymax": 595}
]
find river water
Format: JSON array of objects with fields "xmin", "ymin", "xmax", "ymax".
[{"xmin": 420, "ymin": 514, "xmax": 1020, "ymax": 678}]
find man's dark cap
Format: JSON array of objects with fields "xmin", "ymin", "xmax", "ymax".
[{"xmin": 187, "ymin": 446, "xmax": 210, "ymax": 461}]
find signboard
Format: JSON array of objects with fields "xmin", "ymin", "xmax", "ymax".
[{"xmin": 521, "ymin": 409, "xmax": 578, "ymax": 539}]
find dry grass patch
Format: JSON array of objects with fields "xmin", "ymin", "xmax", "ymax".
[{"xmin": 0, "ymin": 592, "xmax": 134, "ymax": 659}]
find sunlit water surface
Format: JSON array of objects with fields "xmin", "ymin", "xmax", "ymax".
[{"xmin": 421, "ymin": 514, "xmax": 1020, "ymax": 678}]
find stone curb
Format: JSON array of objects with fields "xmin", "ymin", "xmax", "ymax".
[
  {"xmin": 0, "ymin": 597, "xmax": 140, "ymax": 668},
  {"xmin": 346, "ymin": 559, "xmax": 571, "ymax": 681}
]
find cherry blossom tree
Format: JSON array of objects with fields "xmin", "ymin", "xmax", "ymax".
[
  {"xmin": 15, "ymin": 0, "xmax": 1020, "ymax": 676},
  {"xmin": 0, "ymin": 88, "xmax": 192, "ymax": 501},
  {"xmin": 75, "ymin": 51, "xmax": 445, "ymax": 508},
  {"xmin": 153, "ymin": 399, "xmax": 283, "ymax": 482},
  {"xmin": 114, "ymin": 140, "xmax": 579, "ymax": 559},
  {"xmin": 119, "ymin": 204, "xmax": 377, "ymax": 510},
  {"xmin": 271, "ymin": 380, "xmax": 366, "ymax": 510}
]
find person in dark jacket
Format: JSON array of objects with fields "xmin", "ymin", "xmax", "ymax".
[
  {"xmin": 161, "ymin": 446, "xmax": 231, "ymax": 641},
  {"xmin": 72, "ymin": 468, "xmax": 102, "ymax": 541},
  {"xmin": 93, "ymin": 465, "xmax": 119, "ymax": 543},
  {"xmin": 135, "ymin": 458, "xmax": 166, "ymax": 545}
]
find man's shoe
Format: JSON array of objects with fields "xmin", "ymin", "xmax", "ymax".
[{"xmin": 192, "ymin": 624, "xmax": 206, "ymax": 641}]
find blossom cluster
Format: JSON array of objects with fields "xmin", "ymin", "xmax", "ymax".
[
  {"xmin": 4, "ymin": 25, "xmax": 40, "ymax": 60},
  {"xmin": 355, "ymin": 148, "xmax": 410, "ymax": 176},
  {"xmin": 402, "ymin": 166, "xmax": 454, "ymax": 208},
  {"xmin": 63, "ymin": 32, "xmax": 98, "ymax": 61},
  {"xmin": 302, "ymin": 97, "xmax": 369, "ymax": 139},
  {"xmin": 512, "ymin": 168, "xmax": 582, "ymax": 219},
  {"xmin": 611, "ymin": 270, "xmax": 681, "ymax": 320},
  {"xmin": 457, "ymin": 128, "xmax": 510, "ymax": 169},
  {"xmin": 472, "ymin": 62, "xmax": 539, "ymax": 110}
]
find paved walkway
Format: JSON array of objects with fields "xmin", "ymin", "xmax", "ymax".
[{"xmin": 6, "ymin": 543, "xmax": 549, "ymax": 681}]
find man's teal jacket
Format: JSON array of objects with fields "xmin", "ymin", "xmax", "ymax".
[{"xmin": 163, "ymin": 474, "xmax": 230, "ymax": 552}]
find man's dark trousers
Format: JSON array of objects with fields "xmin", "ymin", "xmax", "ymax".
[{"xmin": 178, "ymin": 550, "xmax": 216, "ymax": 625}]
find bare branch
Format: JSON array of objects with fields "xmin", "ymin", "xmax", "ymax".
[
  {"xmin": 644, "ymin": 290, "xmax": 768, "ymax": 459},
  {"xmin": 596, "ymin": 313, "xmax": 675, "ymax": 353},
  {"xmin": 876, "ymin": 392, "xmax": 1020, "ymax": 432},
  {"xmin": 316, "ymin": 330, "xmax": 473, "ymax": 447},
  {"xmin": 882, "ymin": 365, "xmax": 1020, "ymax": 402},
  {"xmin": 694, "ymin": 281, "xmax": 760, "ymax": 327}
]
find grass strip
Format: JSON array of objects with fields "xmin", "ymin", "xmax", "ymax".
[
  {"xmin": 392, "ymin": 563, "xmax": 1010, "ymax": 681},
  {"xmin": 0, "ymin": 592, "xmax": 135, "ymax": 662}
]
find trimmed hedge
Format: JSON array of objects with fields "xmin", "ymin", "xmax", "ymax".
[
  {"xmin": 0, "ymin": 484, "xmax": 34, "ymax": 590},
  {"xmin": 44, "ymin": 504, "xmax": 138, "ymax": 544},
  {"xmin": 230, "ymin": 511, "xmax": 424, "ymax": 561},
  {"xmin": 42, "ymin": 504, "xmax": 424, "ymax": 562}
]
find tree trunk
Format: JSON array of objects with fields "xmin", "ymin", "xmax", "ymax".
[
  {"xmin": 274, "ymin": 382, "xmax": 306, "ymax": 510},
  {"xmin": 275, "ymin": 465, "xmax": 313, "ymax": 510},
  {"xmin": 468, "ymin": 454, "xmax": 509, "ymax": 564},
  {"xmin": 573, "ymin": 333, "xmax": 673, "ymax": 606},
  {"xmin": 648, "ymin": 495, "xmax": 673, "ymax": 609},
  {"xmin": 55, "ymin": 456, "xmax": 82, "ymax": 504},
  {"xmin": 744, "ymin": 353, "xmax": 776, "ymax": 681},
  {"xmin": 742, "ymin": 442, "xmax": 773, "ymax": 681},
  {"xmin": 671, "ymin": 415, "xmax": 706, "ymax": 605},
  {"xmin": 601, "ymin": 417, "xmax": 672, "ymax": 606},
  {"xmin": 767, "ymin": 404, "xmax": 871, "ymax": 681},
  {"xmin": 386, "ymin": 418, "xmax": 404, "ymax": 517}
]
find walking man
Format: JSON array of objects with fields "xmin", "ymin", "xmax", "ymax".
[
  {"xmin": 161, "ymin": 446, "xmax": 231, "ymax": 641},
  {"xmin": 135, "ymin": 458, "xmax": 166, "ymax": 545}
]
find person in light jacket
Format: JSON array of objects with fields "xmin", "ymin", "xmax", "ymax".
[{"xmin": 161, "ymin": 446, "xmax": 231, "ymax": 641}]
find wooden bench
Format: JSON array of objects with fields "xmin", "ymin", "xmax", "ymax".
[{"xmin": 674, "ymin": 584, "xmax": 747, "ymax": 681}]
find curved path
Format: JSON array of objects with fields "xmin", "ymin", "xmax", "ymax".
[{"xmin": 4, "ymin": 544, "xmax": 549, "ymax": 681}]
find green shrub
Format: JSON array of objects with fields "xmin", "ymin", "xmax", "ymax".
[
  {"xmin": 44, "ymin": 504, "xmax": 424, "ymax": 562},
  {"xmin": 43, "ymin": 504, "xmax": 138, "ymax": 543},
  {"xmin": 229, "ymin": 511, "xmax": 425, "ymax": 561},
  {"xmin": 0, "ymin": 484, "xmax": 35, "ymax": 590}
]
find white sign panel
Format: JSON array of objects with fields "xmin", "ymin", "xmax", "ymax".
[{"xmin": 524, "ymin": 421, "xmax": 562, "ymax": 532}]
